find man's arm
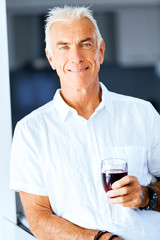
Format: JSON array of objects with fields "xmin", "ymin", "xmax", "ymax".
[
  {"xmin": 20, "ymin": 191, "xmax": 123, "ymax": 240},
  {"xmin": 107, "ymin": 176, "xmax": 160, "ymax": 211}
]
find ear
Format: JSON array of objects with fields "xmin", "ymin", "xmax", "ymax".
[
  {"xmin": 99, "ymin": 40, "xmax": 105, "ymax": 65},
  {"xmin": 45, "ymin": 49, "xmax": 56, "ymax": 70}
]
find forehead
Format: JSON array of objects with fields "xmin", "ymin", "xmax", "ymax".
[{"xmin": 49, "ymin": 18, "xmax": 97, "ymax": 43}]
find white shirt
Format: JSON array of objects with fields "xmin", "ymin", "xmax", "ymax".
[{"xmin": 10, "ymin": 82, "xmax": 160, "ymax": 240}]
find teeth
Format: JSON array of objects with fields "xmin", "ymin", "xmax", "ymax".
[{"xmin": 69, "ymin": 67, "xmax": 88, "ymax": 72}]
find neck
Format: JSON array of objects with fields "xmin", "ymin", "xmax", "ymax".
[{"xmin": 60, "ymin": 81, "xmax": 102, "ymax": 120}]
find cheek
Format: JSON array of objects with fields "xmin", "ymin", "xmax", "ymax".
[
  {"xmin": 92, "ymin": 54, "xmax": 101, "ymax": 69},
  {"xmin": 55, "ymin": 61, "xmax": 68, "ymax": 78},
  {"xmin": 52, "ymin": 50, "xmax": 67, "ymax": 66},
  {"xmin": 90, "ymin": 51, "xmax": 100, "ymax": 63},
  {"xmin": 54, "ymin": 56, "xmax": 66, "ymax": 71}
]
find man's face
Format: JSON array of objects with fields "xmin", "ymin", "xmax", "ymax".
[{"xmin": 46, "ymin": 18, "xmax": 105, "ymax": 90}]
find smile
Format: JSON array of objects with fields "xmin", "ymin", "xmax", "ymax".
[{"xmin": 68, "ymin": 67, "xmax": 89, "ymax": 72}]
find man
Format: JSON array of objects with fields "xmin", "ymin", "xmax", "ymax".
[{"xmin": 10, "ymin": 6, "xmax": 160, "ymax": 240}]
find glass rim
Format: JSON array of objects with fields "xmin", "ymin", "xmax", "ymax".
[
  {"xmin": 101, "ymin": 158, "xmax": 128, "ymax": 173},
  {"xmin": 101, "ymin": 158, "xmax": 127, "ymax": 163}
]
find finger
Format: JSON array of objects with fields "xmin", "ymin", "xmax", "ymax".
[
  {"xmin": 107, "ymin": 187, "xmax": 141, "ymax": 208},
  {"xmin": 112, "ymin": 175, "xmax": 137, "ymax": 189},
  {"xmin": 107, "ymin": 186, "xmax": 130, "ymax": 198},
  {"xmin": 107, "ymin": 192, "xmax": 137, "ymax": 207},
  {"xmin": 119, "ymin": 196, "xmax": 141, "ymax": 208},
  {"xmin": 107, "ymin": 194, "xmax": 128, "ymax": 205}
]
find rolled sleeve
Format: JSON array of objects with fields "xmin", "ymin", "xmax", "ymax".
[{"xmin": 10, "ymin": 121, "xmax": 48, "ymax": 196}]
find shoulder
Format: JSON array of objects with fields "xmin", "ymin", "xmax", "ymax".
[
  {"xmin": 16, "ymin": 100, "xmax": 56, "ymax": 132},
  {"xmin": 108, "ymin": 91, "xmax": 160, "ymax": 122},
  {"xmin": 101, "ymin": 82, "xmax": 154, "ymax": 114},
  {"xmin": 110, "ymin": 91, "xmax": 153, "ymax": 110}
]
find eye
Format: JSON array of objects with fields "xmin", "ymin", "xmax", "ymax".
[
  {"xmin": 60, "ymin": 46, "xmax": 69, "ymax": 50},
  {"xmin": 82, "ymin": 42, "xmax": 92, "ymax": 48}
]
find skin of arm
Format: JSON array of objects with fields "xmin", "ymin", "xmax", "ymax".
[
  {"xmin": 19, "ymin": 191, "xmax": 123, "ymax": 240},
  {"xmin": 107, "ymin": 176, "xmax": 160, "ymax": 211}
]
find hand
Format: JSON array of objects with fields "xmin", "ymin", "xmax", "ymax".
[{"xmin": 106, "ymin": 175, "xmax": 149, "ymax": 208}]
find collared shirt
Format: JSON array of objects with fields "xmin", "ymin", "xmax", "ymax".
[{"xmin": 10, "ymin": 82, "xmax": 160, "ymax": 240}]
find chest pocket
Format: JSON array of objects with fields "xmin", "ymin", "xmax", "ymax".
[{"xmin": 104, "ymin": 146, "xmax": 149, "ymax": 186}]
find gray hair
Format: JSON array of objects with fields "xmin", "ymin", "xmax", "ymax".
[{"xmin": 45, "ymin": 5, "xmax": 103, "ymax": 54}]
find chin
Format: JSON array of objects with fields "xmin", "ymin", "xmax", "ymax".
[{"xmin": 71, "ymin": 78, "xmax": 93, "ymax": 89}]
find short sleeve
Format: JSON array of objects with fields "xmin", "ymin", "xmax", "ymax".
[
  {"xmin": 10, "ymin": 121, "xmax": 48, "ymax": 196},
  {"xmin": 147, "ymin": 103, "xmax": 160, "ymax": 177}
]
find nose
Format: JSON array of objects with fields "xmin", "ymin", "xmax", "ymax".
[{"xmin": 70, "ymin": 46, "xmax": 83, "ymax": 64}]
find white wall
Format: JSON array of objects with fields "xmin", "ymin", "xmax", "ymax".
[{"xmin": 0, "ymin": 0, "xmax": 17, "ymax": 239}]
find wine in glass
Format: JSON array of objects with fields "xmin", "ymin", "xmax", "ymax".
[{"xmin": 101, "ymin": 158, "xmax": 128, "ymax": 192}]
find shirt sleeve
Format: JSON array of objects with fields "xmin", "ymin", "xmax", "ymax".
[
  {"xmin": 10, "ymin": 120, "xmax": 48, "ymax": 196},
  {"xmin": 147, "ymin": 103, "xmax": 160, "ymax": 178}
]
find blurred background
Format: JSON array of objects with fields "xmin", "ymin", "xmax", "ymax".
[{"xmin": 2, "ymin": 0, "xmax": 160, "ymax": 239}]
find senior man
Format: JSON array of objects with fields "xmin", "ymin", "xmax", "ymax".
[{"xmin": 10, "ymin": 6, "xmax": 160, "ymax": 240}]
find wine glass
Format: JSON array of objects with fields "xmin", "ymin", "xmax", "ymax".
[{"xmin": 101, "ymin": 158, "xmax": 128, "ymax": 192}]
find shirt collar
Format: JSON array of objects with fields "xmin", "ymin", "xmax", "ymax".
[
  {"xmin": 53, "ymin": 89, "xmax": 71, "ymax": 121},
  {"xmin": 53, "ymin": 82, "xmax": 113, "ymax": 121},
  {"xmin": 99, "ymin": 82, "xmax": 113, "ymax": 115}
]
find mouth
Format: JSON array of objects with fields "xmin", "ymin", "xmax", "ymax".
[{"xmin": 68, "ymin": 67, "xmax": 89, "ymax": 72}]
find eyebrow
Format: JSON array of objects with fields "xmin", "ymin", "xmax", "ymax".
[
  {"xmin": 80, "ymin": 38, "xmax": 95, "ymax": 44},
  {"xmin": 56, "ymin": 41, "xmax": 69, "ymax": 46},
  {"xmin": 56, "ymin": 37, "xmax": 95, "ymax": 47}
]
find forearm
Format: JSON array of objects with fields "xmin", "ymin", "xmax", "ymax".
[
  {"xmin": 26, "ymin": 208, "xmax": 121, "ymax": 240},
  {"xmin": 28, "ymin": 210, "xmax": 98, "ymax": 240},
  {"xmin": 20, "ymin": 192, "xmax": 123, "ymax": 240}
]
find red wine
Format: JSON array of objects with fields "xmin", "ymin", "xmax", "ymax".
[{"xmin": 102, "ymin": 170, "xmax": 128, "ymax": 192}]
